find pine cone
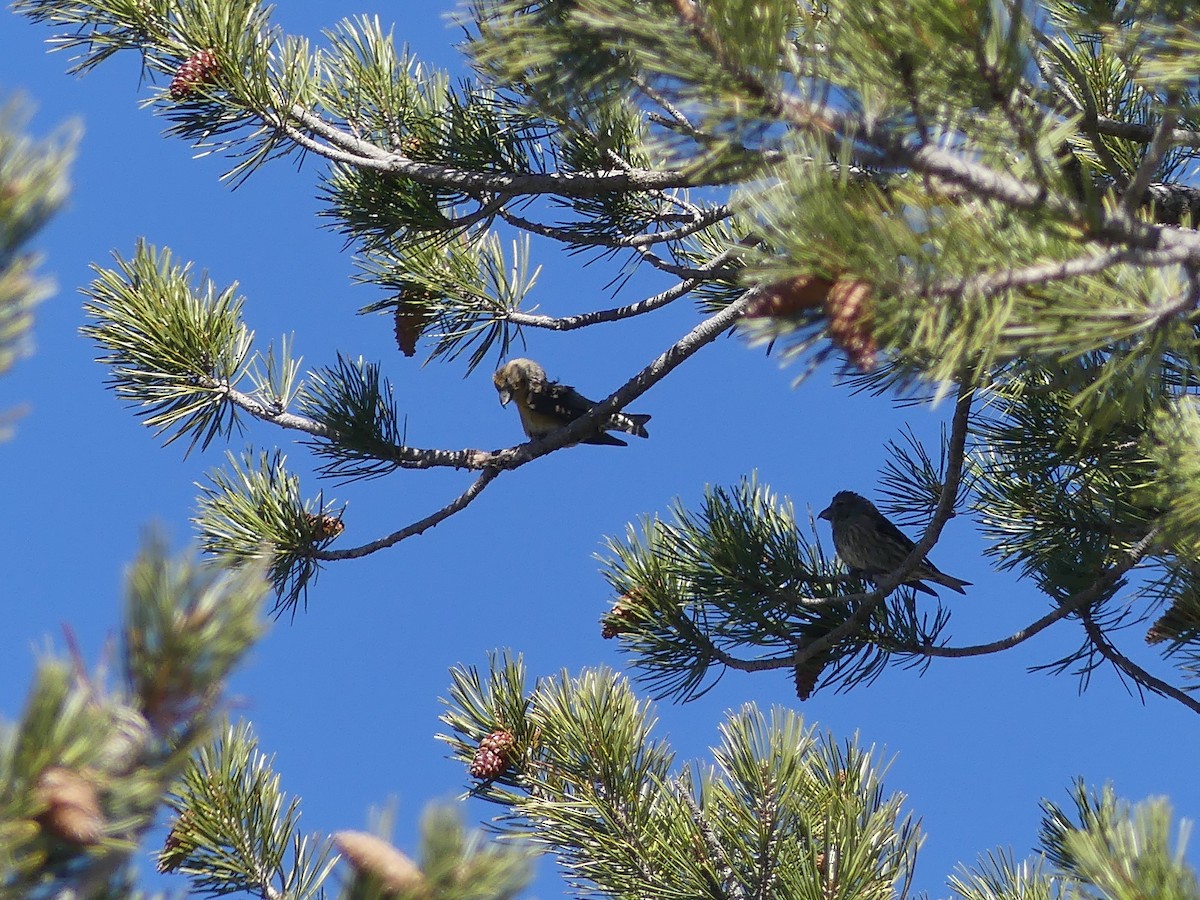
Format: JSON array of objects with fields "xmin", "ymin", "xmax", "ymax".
[
  {"xmin": 158, "ymin": 811, "xmax": 194, "ymax": 873},
  {"xmin": 743, "ymin": 274, "xmax": 835, "ymax": 318},
  {"xmin": 334, "ymin": 831, "xmax": 426, "ymax": 894},
  {"xmin": 793, "ymin": 657, "xmax": 827, "ymax": 701},
  {"xmin": 170, "ymin": 49, "xmax": 220, "ymax": 99},
  {"xmin": 824, "ymin": 277, "xmax": 877, "ymax": 371},
  {"xmin": 393, "ymin": 299, "xmax": 432, "ymax": 358},
  {"xmin": 469, "ymin": 729, "xmax": 516, "ymax": 779},
  {"xmin": 35, "ymin": 767, "xmax": 103, "ymax": 845},
  {"xmin": 601, "ymin": 596, "xmax": 639, "ymax": 639},
  {"xmin": 306, "ymin": 512, "xmax": 345, "ymax": 541}
]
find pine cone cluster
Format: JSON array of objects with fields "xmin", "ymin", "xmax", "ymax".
[
  {"xmin": 743, "ymin": 274, "xmax": 835, "ymax": 318},
  {"xmin": 469, "ymin": 729, "xmax": 516, "ymax": 779},
  {"xmin": 35, "ymin": 767, "xmax": 103, "ymax": 845},
  {"xmin": 744, "ymin": 273, "xmax": 878, "ymax": 372},
  {"xmin": 170, "ymin": 49, "xmax": 220, "ymax": 99}
]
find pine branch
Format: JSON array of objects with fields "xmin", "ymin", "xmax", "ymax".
[
  {"xmin": 909, "ymin": 527, "xmax": 1160, "ymax": 659},
  {"xmin": 506, "ymin": 252, "xmax": 737, "ymax": 331},
  {"xmin": 494, "ymin": 202, "xmax": 733, "ymax": 253},
  {"xmin": 1119, "ymin": 94, "xmax": 1181, "ymax": 218},
  {"xmin": 288, "ymin": 103, "xmax": 711, "ymax": 195},
  {"xmin": 920, "ymin": 243, "xmax": 1197, "ymax": 302},
  {"xmin": 314, "ymin": 468, "xmax": 500, "ymax": 560},
  {"xmin": 1079, "ymin": 609, "xmax": 1200, "ymax": 714}
]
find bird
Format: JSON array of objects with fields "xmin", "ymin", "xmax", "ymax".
[
  {"xmin": 493, "ymin": 358, "xmax": 651, "ymax": 446},
  {"xmin": 818, "ymin": 490, "xmax": 970, "ymax": 596}
]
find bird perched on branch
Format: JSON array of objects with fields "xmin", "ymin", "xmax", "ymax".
[
  {"xmin": 493, "ymin": 358, "xmax": 651, "ymax": 446},
  {"xmin": 818, "ymin": 490, "xmax": 970, "ymax": 596}
]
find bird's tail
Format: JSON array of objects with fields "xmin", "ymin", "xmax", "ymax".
[
  {"xmin": 611, "ymin": 412, "xmax": 651, "ymax": 439},
  {"xmin": 931, "ymin": 572, "xmax": 971, "ymax": 594}
]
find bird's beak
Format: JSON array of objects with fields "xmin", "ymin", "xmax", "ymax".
[
  {"xmin": 818, "ymin": 505, "xmax": 832, "ymax": 521},
  {"xmin": 497, "ymin": 389, "xmax": 512, "ymax": 407}
]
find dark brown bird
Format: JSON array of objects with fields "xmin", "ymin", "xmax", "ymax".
[
  {"xmin": 493, "ymin": 358, "xmax": 650, "ymax": 446},
  {"xmin": 818, "ymin": 490, "xmax": 970, "ymax": 596}
]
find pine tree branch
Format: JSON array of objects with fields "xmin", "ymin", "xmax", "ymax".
[
  {"xmin": 921, "ymin": 243, "xmax": 1196, "ymax": 300},
  {"xmin": 778, "ymin": 96, "xmax": 1200, "ymax": 256},
  {"xmin": 495, "ymin": 203, "xmax": 733, "ymax": 251},
  {"xmin": 674, "ymin": 777, "xmax": 747, "ymax": 900},
  {"xmin": 209, "ymin": 378, "xmax": 331, "ymax": 438},
  {"xmin": 1093, "ymin": 116, "xmax": 1200, "ymax": 149},
  {"xmin": 1078, "ymin": 609, "xmax": 1200, "ymax": 714},
  {"xmin": 910, "ymin": 528, "xmax": 1160, "ymax": 659},
  {"xmin": 1119, "ymin": 96, "xmax": 1180, "ymax": 219},
  {"xmin": 494, "ymin": 205, "xmax": 716, "ymax": 280},
  {"xmin": 314, "ymin": 467, "xmax": 499, "ymax": 560},
  {"xmin": 506, "ymin": 264, "xmax": 724, "ymax": 330},
  {"xmin": 209, "ymin": 284, "xmax": 753, "ymax": 495},
  {"xmin": 286, "ymin": 104, "xmax": 711, "ymax": 196}
]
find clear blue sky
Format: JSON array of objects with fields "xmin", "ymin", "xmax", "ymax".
[{"xmin": 2, "ymin": 4, "xmax": 1196, "ymax": 895}]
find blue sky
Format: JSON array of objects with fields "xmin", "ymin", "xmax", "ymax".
[{"xmin": 2, "ymin": 3, "xmax": 1197, "ymax": 896}]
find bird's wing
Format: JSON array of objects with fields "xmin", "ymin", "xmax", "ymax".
[
  {"xmin": 872, "ymin": 511, "xmax": 920, "ymax": 555},
  {"xmin": 527, "ymin": 381, "xmax": 597, "ymax": 421}
]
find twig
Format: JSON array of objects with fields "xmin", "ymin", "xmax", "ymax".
[
  {"xmin": 674, "ymin": 778, "xmax": 746, "ymax": 900},
  {"xmin": 1119, "ymin": 95, "xmax": 1180, "ymax": 218},
  {"xmin": 496, "ymin": 203, "xmax": 733, "ymax": 251},
  {"xmin": 316, "ymin": 468, "xmax": 499, "ymax": 559},
  {"xmin": 505, "ymin": 267, "xmax": 718, "ymax": 331}
]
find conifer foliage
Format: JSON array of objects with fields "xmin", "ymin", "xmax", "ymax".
[{"xmin": 8, "ymin": 0, "xmax": 1200, "ymax": 896}]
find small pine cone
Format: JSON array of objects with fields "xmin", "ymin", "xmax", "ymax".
[
  {"xmin": 35, "ymin": 767, "xmax": 103, "ymax": 846},
  {"xmin": 824, "ymin": 277, "xmax": 877, "ymax": 372},
  {"xmin": 394, "ymin": 299, "xmax": 432, "ymax": 358},
  {"xmin": 170, "ymin": 48, "xmax": 220, "ymax": 99},
  {"xmin": 601, "ymin": 596, "xmax": 639, "ymax": 639},
  {"xmin": 158, "ymin": 811, "xmax": 194, "ymax": 873},
  {"xmin": 398, "ymin": 134, "xmax": 424, "ymax": 157},
  {"xmin": 744, "ymin": 274, "xmax": 835, "ymax": 319},
  {"xmin": 1145, "ymin": 598, "xmax": 1192, "ymax": 645},
  {"xmin": 469, "ymin": 729, "xmax": 516, "ymax": 779},
  {"xmin": 334, "ymin": 831, "xmax": 426, "ymax": 894},
  {"xmin": 307, "ymin": 512, "xmax": 345, "ymax": 540},
  {"xmin": 793, "ymin": 652, "xmax": 827, "ymax": 701}
]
